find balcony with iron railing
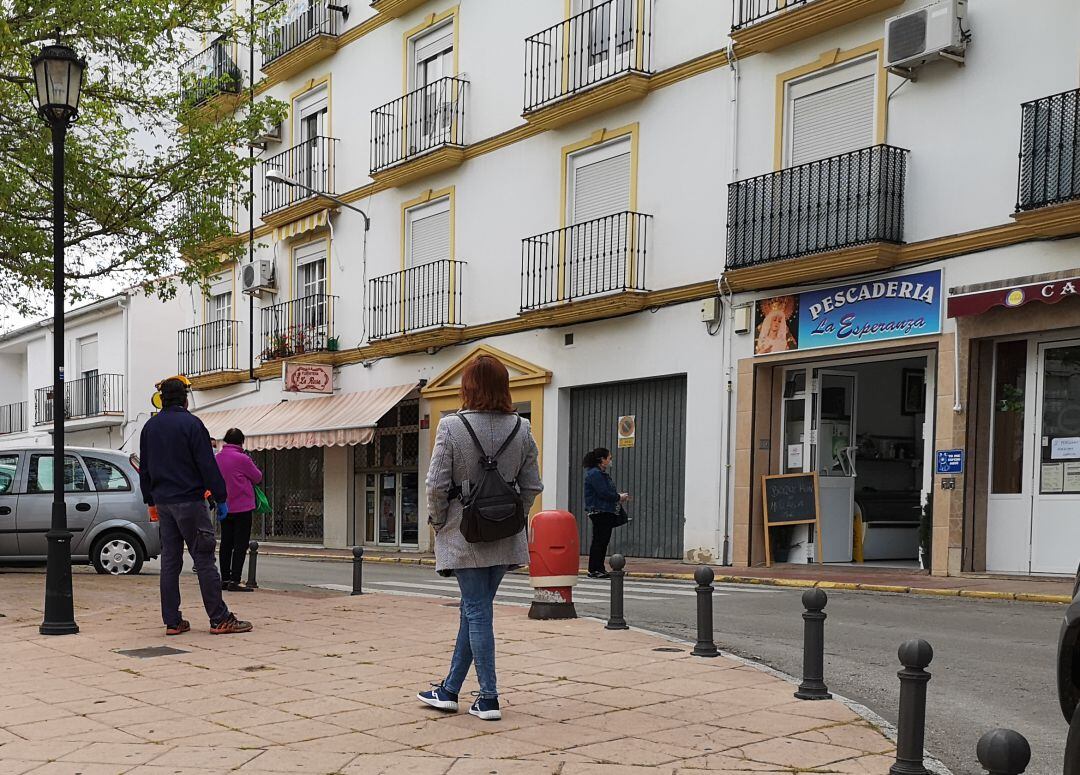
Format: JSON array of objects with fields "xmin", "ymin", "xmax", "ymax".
[
  {"xmin": 370, "ymin": 77, "xmax": 468, "ymax": 187},
  {"xmin": 369, "ymin": 260, "xmax": 465, "ymax": 341},
  {"xmin": 178, "ymin": 320, "xmax": 242, "ymax": 378},
  {"xmin": 0, "ymin": 401, "xmax": 27, "ymax": 435},
  {"xmin": 370, "ymin": 0, "xmax": 429, "ymax": 18},
  {"xmin": 730, "ymin": 0, "xmax": 903, "ymax": 54},
  {"xmin": 725, "ymin": 145, "xmax": 908, "ymax": 282},
  {"xmin": 261, "ymin": 136, "xmax": 338, "ymax": 224},
  {"xmin": 260, "ymin": 295, "xmax": 338, "ymax": 362},
  {"xmin": 260, "ymin": 0, "xmax": 346, "ymax": 81},
  {"xmin": 1013, "ymin": 88, "xmax": 1080, "ymax": 238},
  {"xmin": 521, "ymin": 211, "xmax": 651, "ymax": 313},
  {"xmin": 523, "ymin": 0, "xmax": 652, "ymax": 130},
  {"xmin": 179, "ymin": 36, "xmax": 243, "ymax": 111},
  {"xmin": 34, "ymin": 374, "xmax": 124, "ymax": 426}
]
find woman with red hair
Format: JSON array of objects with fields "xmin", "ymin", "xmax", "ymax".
[{"xmin": 417, "ymin": 355, "xmax": 543, "ymax": 721}]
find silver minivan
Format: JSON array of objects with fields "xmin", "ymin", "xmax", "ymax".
[{"xmin": 0, "ymin": 447, "xmax": 160, "ymax": 575}]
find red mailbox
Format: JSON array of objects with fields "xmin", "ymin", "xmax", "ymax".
[{"xmin": 528, "ymin": 510, "xmax": 580, "ymax": 620}]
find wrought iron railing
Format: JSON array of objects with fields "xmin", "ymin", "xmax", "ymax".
[
  {"xmin": 726, "ymin": 145, "xmax": 908, "ymax": 270},
  {"xmin": 178, "ymin": 320, "xmax": 242, "ymax": 377},
  {"xmin": 521, "ymin": 211, "xmax": 651, "ymax": 310},
  {"xmin": 262, "ymin": 136, "xmax": 337, "ymax": 216},
  {"xmin": 370, "ymin": 76, "xmax": 468, "ymax": 173},
  {"xmin": 183, "ymin": 187, "xmax": 239, "ymax": 239},
  {"xmin": 733, "ymin": 0, "xmax": 815, "ymax": 29},
  {"xmin": 524, "ymin": 0, "xmax": 652, "ymax": 113},
  {"xmin": 1017, "ymin": 88, "xmax": 1080, "ymax": 211},
  {"xmin": 0, "ymin": 402, "xmax": 26, "ymax": 435},
  {"xmin": 261, "ymin": 0, "xmax": 344, "ymax": 67},
  {"xmin": 260, "ymin": 294, "xmax": 338, "ymax": 361},
  {"xmin": 369, "ymin": 260, "xmax": 465, "ymax": 340},
  {"xmin": 34, "ymin": 374, "xmax": 124, "ymax": 425},
  {"xmin": 179, "ymin": 37, "xmax": 243, "ymax": 108}
]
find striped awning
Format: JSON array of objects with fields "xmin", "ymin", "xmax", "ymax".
[
  {"xmin": 194, "ymin": 383, "xmax": 416, "ymax": 451},
  {"xmin": 272, "ymin": 209, "xmax": 330, "ymax": 242}
]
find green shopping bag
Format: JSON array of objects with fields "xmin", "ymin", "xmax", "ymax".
[{"xmin": 254, "ymin": 484, "xmax": 272, "ymax": 515}]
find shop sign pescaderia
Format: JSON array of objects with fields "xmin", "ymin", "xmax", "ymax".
[
  {"xmin": 753, "ymin": 270, "xmax": 942, "ymax": 355},
  {"xmin": 282, "ymin": 362, "xmax": 334, "ymax": 394}
]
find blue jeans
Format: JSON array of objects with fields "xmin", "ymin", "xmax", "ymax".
[{"xmin": 444, "ymin": 565, "xmax": 507, "ymax": 699}]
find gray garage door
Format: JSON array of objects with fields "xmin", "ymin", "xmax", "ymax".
[{"xmin": 567, "ymin": 375, "xmax": 687, "ymax": 559}]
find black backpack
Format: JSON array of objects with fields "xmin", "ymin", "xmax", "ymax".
[{"xmin": 455, "ymin": 413, "xmax": 526, "ymax": 544}]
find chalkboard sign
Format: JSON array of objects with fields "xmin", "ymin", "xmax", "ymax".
[{"xmin": 761, "ymin": 472, "xmax": 822, "ymax": 565}]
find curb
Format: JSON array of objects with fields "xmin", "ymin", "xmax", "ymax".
[{"xmin": 257, "ymin": 550, "xmax": 1072, "ymax": 604}]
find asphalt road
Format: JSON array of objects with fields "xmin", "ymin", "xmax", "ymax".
[{"xmin": 140, "ymin": 553, "xmax": 1069, "ymax": 775}]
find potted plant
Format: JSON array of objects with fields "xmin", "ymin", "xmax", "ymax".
[
  {"xmin": 327, "ymin": 335, "xmax": 340, "ymax": 352},
  {"xmin": 269, "ymin": 333, "xmax": 288, "ymax": 359},
  {"xmin": 293, "ymin": 327, "xmax": 307, "ymax": 355}
]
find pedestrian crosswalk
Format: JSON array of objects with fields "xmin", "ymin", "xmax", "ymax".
[{"xmin": 312, "ymin": 573, "xmax": 776, "ymax": 606}]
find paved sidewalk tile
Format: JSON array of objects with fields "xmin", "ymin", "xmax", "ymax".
[{"xmin": 0, "ymin": 572, "xmax": 897, "ymax": 774}]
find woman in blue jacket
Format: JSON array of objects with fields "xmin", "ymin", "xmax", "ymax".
[{"xmin": 583, "ymin": 447, "xmax": 629, "ymax": 579}]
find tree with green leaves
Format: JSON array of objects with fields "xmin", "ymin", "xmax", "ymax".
[{"xmin": 0, "ymin": 1, "xmax": 286, "ymax": 321}]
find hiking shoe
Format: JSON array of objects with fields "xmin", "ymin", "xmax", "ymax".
[
  {"xmin": 418, "ymin": 683, "xmax": 459, "ymax": 712},
  {"xmin": 210, "ymin": 614, "xmax": 253, "ymax": 634},
  {"xmin": 469, "ymin": 695, "xmax": 501, "ymax": 721},
  {"xmin": 587, "ymin": 571, "xmax": 611, "ymax": 579},
  {"xmin": 165, "ymin": 620, "xmax": 190, "ymax": 636}
]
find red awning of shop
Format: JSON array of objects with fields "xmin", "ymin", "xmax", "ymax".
[
  {"xmin": 195, "ymin": 383, "xmax": 417, "ymax": 451},
  {"xmin": 947, "ymin": 275, "xmax": 1080, "ymax": 318}
]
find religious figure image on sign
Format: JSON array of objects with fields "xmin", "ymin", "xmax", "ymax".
[{"xmin": 755, "ymin": 295, "xmax": 798, "ymax": 354}]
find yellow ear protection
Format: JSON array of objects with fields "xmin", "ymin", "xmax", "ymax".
[{"xmin": 151, "ymin": 374, "xmax": 192, "ymax": 409}]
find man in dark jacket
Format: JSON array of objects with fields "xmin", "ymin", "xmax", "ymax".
[{"xmin": 140, "ymin": 377, "xmax": 251, "ymax": 635}]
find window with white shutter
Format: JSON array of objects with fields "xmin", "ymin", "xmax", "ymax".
[
  {"xmin": 786, "ymin": 57, "xmax": 877, "ymax": 167},
  {"xmin": 567, "ymin": 138, "xmax": 632, "ymax": 297},
  {"xmin": 569, "ymin": 138, "xmax": 632, "ymax": 224},
  {"xmin": 406, "ymin": 198, "xmax": 451, "ymax": 268}
]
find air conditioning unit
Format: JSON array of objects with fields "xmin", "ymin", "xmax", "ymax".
[
  {"xmin": 241, "ymin": 260, "xmax": 275, "ymax": 295},
  {"xmin": 251, "ymin": 120, "xmax": 282, "ymax": 148},
  {"xmin": 885, "ymin": 0, "xmax": 968, "ymax": 76}
]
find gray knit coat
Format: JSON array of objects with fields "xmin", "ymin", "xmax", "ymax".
[{"xmin": 426, "ymin": 411, "xmax": 542, "ymax": 572}]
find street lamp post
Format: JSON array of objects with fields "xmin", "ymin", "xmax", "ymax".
[
  {"xmin": 264, "ymin": 169, "xmax": 371, "ymax": 230},
  {"xmin": 32, "ymin": 41, "xmax": 86, "ymax": 636}
]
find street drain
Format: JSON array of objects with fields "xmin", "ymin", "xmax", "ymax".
[
  {"xmin": 115, "ymin": 646, "xmax": 189, "ymax": 659},
  {"xmin": 652, "ymin": 647, "xmax": 683, "ymax": 653}
]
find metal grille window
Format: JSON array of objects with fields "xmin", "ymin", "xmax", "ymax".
[
  {"xmin": 1017, "ymin": 88, "xmax": 1080, "ymax": 211},
  {"xmin": 179, "ymin": 36, "xmax": 242, "ymax": 108},
  {"xmin": 251, "ymin": 447, "xmax": 324, "ymax": 543},
  {"xmin": 726, "ymin": 145, "xmax": 908, "ymax": 270},
  {"xmin": 524, "ymin": 0, "xmax": 652, "ymax": 113},
  {"xmin": 261, "ymin": 0, "xmax": 344, "ymax": 67},
  {"xmin": 733, "ymin": 0, "xmax": 815, "ymax": 29},
  {"xmin": 0, "ymin": 402, "xmax": 27, "ymax": 435}
]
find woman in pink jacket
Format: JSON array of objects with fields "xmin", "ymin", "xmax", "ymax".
[{"xmin": 216, "ymin": 428, "xmax": 264, "ymax": 592}]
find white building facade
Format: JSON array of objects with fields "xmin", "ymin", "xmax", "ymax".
[
  {"xmin": 177, "ymin": 0, "xmax": 1080, "ymax": 577},
  {"xmin": 0, "ymin": 291, "xmax": 187, "ymax": 453}
]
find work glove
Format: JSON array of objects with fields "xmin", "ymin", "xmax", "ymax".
[
  {"xmin": 216, "ymin": 502, "xmax": 230, "ymax": 522},
  {"xmin": 147, "ymin": 505, "xmax": 159, "ymax": 522}
]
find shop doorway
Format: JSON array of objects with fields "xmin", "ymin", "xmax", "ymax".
[
  {"xmin": 355, "ymin": 400, "xmax": 420, "ymax": 548},
  {"xmin": 986, "ymin": 336, "xmax": 1080, "ymax": 575},
  {"xmin": 251, "ymin": 447, "xmax": 324, "ymax": 543},
  {"xmin": 777, "ymin": 353, "xmax": 933, "ymax": 566}
]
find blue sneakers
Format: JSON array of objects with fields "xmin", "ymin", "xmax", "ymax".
[
  {"xmin": 417, "ymin": 683, "xmax": 459, "ymax": 712},
  {"xmin": 469, "ymin": 695, "xmax": 502, "ymax": 721}
]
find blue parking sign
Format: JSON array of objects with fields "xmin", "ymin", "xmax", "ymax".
[{"xmin": 935, "ymin": 449, "xmax": 964, "ymax": 475}]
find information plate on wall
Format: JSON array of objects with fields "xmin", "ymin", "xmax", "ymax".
[
  {"xmin": 934, "ymin": 449, "xmax": 964, "ymax": 475},
  {"xmin": 617, "ymin": 415, "xmax": 636, "ymax": 448},
  {"xmin": 283, "ymin": 362, "xmax": 333, "ymax": 394}
]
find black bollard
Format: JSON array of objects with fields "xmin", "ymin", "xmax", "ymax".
[
  {"xmin": 692, "ymin": 565, "xmax": 718, "ymax": 657},
  {"xmin": 890, "ymin": 639, "xmax": 934, "ymax": 775},
  {"xmin": 246, "ymin": 541, "xmax": 259, "ymax": 590},
  {"xmin": 795, "ymin": 588, "xmax": 831, "ymax": 700},
  {"xmin": 351, "ymin": 546, "xmax": 364, "ymax": 596},
  {"xmin": 605, "ymin": 554, "xmax": 628, "ymax": 630},
  {"xmin": 976, "ymin": 729, "xmax": 1030, "ymax": 775}
]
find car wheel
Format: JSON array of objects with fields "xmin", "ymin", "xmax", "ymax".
[{"xmin": 91, "ymin": 532, "xmax": 145, "ymax": 576}]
